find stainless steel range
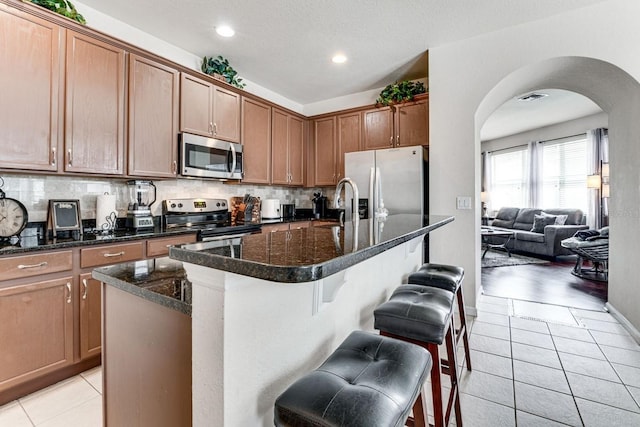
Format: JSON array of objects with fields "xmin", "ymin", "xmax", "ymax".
[{"xmin": 162, "ymin": 198, "xmax": 261, "ymax": 241}]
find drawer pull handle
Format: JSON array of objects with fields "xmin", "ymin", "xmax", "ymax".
[
  {"xmin": 18, "ymin": 261, "xmax": 48, "ymax": 269},
  {"xmin": 66, "ymin": 282, "xmax": 71, "ymax": 304},
  {"xmin": 103, "ymin": 251, "xmax": 125, "ymax": 258},
  {"xmin": 82, "ymin": 278, "xmax": 88, "ymax": 300}
]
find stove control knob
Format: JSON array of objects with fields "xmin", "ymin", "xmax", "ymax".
[
  {"xmin": 178, "ymin": 203, "xmax": 183, "ymax": 208},
  {"xmin": 171, "ymin": 203, "xmax": 176, "ymax": 208},
  {"xmin": 216, "ymin": 202, "xmax": 221, "ymax": 207}
]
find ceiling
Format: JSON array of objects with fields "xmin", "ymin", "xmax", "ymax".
[
  {"xmin": 481, "ymin": 89, "xmax": 604, "ymax": 141},
  {"xmin": 76, "ymin": 0, "xmax": 608, "ymax": 106}
]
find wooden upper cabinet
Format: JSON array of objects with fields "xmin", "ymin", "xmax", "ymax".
[
  {"xmin": 288, "ymin": 116, "xmax": 304, "ymax": 186},
  {"xmin": 313, "ymin": 117, "xmax": 337, "ymax": 186},
  {"xmin": 337, "ymin": 112, "xmax": 362, "ymax": 181},
  {"xmin": 0, "ymin": 276, "xmax": 74, "ymax": 392},
  {"xmin": 241, "ymin": 97, "xmax": 272, "ymax": 184},
  {"xmin": 180, "ymin": 73, "xmax": 213, "ymax": 136},
  {"xmin": 0, "ymin": 7, "xmax": 62, "ymax": 172},
  {"xmin": 271, "ymin": 109, "xmax": 305, "ymax": 186},
  {"xmin": 271, "ymin": 108, "xmax": 289, "ymax": 185},
  {"xmin": 395, "ymin": 99, "xmax": 428, "ymax": 147},
  {"xmin": 213, "ymin": 86, "xmax": 241, "ymax": 142},
  {"xmin": 128, "ymin": 54, "xmax": 179, "ymax": 177},
  {"xmin": 180, "ymin": 73, "xmax": 241, "ymax": 142},
  {"xmin": 363, "ymin": 107, "xmax": 393, "ymax": 150},
  {"xmin": 65, "ymin": 30, "xmax": 126, "ymax": 175}
]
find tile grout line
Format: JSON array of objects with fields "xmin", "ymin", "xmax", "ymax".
[{"xmin": 18, "ymin": 400, "xmax": 36, "ymax": 427}]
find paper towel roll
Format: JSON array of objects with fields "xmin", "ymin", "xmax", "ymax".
[{"xmin": 96, "ymin": 194, "xmax": 117, "ymax": 230}]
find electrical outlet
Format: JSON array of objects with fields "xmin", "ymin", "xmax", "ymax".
[{"xmin": 456, "ymin": 196, "xmax": 472, "ymax": 210}]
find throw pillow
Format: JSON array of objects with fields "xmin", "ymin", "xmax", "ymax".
[
  {"xmin": 540, "ymin": 211, "xmax": 568, "ymax": 225},
  {"xmin": 531, "ymin": 214, "xmax": 556, "ymax": 233}
]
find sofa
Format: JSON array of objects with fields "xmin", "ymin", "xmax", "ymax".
[{"xmin": 486, "ymin": 207, "xmax": 588, "ymax": 257}]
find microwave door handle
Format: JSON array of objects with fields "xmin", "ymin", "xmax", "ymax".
[{"xmin": 229, "ymin": 143, "xmax": 237, "ymax": 177}]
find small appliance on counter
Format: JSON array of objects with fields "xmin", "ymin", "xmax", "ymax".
[
  {"xmin": 125, "ymin": 180, "xmax": 156, "ymax": 231},
  {"xmin": 261, "ymin": 199, "xmax": 280, "ymax": 219},
  {"xmin": 280, "ymin": 203, "xmax": 295, "ymax": 219},
  {"xmin": 312, "ymin": 192, "xmax": 328, "ymax": 219}
]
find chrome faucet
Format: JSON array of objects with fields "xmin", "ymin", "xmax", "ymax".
[{"xmin": 334, "ymin": 177, "xmax": 360, "ymax": 223}]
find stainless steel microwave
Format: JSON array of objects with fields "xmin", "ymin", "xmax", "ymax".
[{"xmin": 179, "ymin": 133, "xmax": 243, "ymax": 180}]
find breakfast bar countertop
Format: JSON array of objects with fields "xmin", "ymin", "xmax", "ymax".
[{"xmin": 170, "ymin": 214, "xmax": 454, "ymax": 283}]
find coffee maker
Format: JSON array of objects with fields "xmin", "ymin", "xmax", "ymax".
[
  {"xmin": 312, "ymin": 192, "xmax": 328, "ymax": 219},
  {"xmin": 125, "ymin": 180, "xmax": 156, "ymax": 231}
]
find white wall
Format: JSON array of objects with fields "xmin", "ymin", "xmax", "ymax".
[
  {"xmin": 481, "ymin": 112, "xmax": 608, "ymax": 153},
  {"xmin": 429, "ymin": 0, "xmax": 640, "ymax": 331}
]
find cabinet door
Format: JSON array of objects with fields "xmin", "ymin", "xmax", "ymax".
[
  {"xmin": 180, "ymin": 73, "xmax": 213, "ymax": 137},
  {"xmin": 128, "ymin": 54, "xmax": 179, "ymax": 177},
  {"xmin": 241, "ymin": 98, "xmax": 271, "ymax": 184},
  {"xmin": 65, "ymin": 31, "xmax": 125, "ymax": 174},
  {"xmin": 0, "ymin": 7, "xmax": 61, "ymax": 171},
  {"xmin": 288, "ymin": 116, "xmax": 305, "ymax": 186},
  {"xmin": 271, "ymin": 108, "xmax": 290, "ymax": 185},
  {"xmin": 213, "ymin": 86, "xmax": 241, "ymax": 142},
  {"xmin": 363, "ymin": 107, "xmax": 393, "ymax": 150},
  {"xmin": 79, "ymin": 273, "xmax": 101, "ymax": 360},
  {"xmin": 0, "ymin": 277, "xmax": 74, "ymax": 392},
  {"xmin": 395, "ymin": 99, "xmax": 428, "ymax": 147},
  {"xmin": 314, "ymin": 117, "xmax": 336, "ymax": 186},
  {"xmin": 337, "ymin": 112, "xmax": 362, "ymax": 181}
]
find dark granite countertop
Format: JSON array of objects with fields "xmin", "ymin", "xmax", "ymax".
[
  {"xmin": 0, "ymin": 226, "xmax": 198, "ymax": 256},
  {"xmin": 170, "ymin": 214, "xmax": 454, "ymax": 283},
  {"xmin": 92, "ymin": 257, "xmax": 191, "ymax": 316}
]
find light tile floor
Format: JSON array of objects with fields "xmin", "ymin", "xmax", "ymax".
[{"xmin": 1, "ymin": 294, "xmax": 640, "ymax": 426}]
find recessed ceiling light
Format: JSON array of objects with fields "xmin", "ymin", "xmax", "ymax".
[
  {"xmin": 332, "ymin": 54, "xmax": 347, "ymax": 64},
  {"xmin": 517, "ymin": 92, "xmax": 548, "ymax": 101},
  {"xmin": 216, "ymin": 26, "xmax": 235, "ymax": 38}
]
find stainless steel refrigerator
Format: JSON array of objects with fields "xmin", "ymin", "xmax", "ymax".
[{"xmin": 344, "ymin": 146, "xmax": 428, "ymax": 221}]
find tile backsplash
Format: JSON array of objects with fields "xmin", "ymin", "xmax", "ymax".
[{"xmin": 1, "ymin": 173, "xmax": 335, "ymax": 223}]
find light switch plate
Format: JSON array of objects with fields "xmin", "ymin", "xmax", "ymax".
[{"xmin": 456, "ymin": 196, "xmax": 472, "ymax": 210}]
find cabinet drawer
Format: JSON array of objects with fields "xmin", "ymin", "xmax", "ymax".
[
  {"xmin": 81, "ymin": 242, "xmax": 144, "ymax": 268},
  {"xmin": 146, "ymin": 234, "xmax": 197, "ymax": 258},
  {"xmin": 261, "ymin": 223, "xmax": 290, "ymax": 233},
  {"xmin": 0, "ymin": 251, "xmax": 73, "ymax": 281}
]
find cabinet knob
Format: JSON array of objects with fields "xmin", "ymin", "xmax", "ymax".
[{"xmin": 213, "ymin": 123, "xmax": 218, "ymax": 135}]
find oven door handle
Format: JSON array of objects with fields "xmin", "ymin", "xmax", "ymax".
[{"xmin": 201, "ymin": 232, "xmax": 253, "ymax": 242}]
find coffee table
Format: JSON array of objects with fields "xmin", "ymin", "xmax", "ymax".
[{"xmin": 481, "ymin": 227, "xmax": 514, "ymax": 258}]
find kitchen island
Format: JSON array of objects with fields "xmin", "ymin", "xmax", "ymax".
[{"xmin": 169, "ymin": 213, "xmax": 453, "ymax": 427}]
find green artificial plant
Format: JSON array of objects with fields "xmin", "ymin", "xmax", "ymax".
[
  {"xmin": 376, "ymin": 80, "xmax": 426, "ymax": 106},
  {"xmin": 201, "ymin": 55, "xmax": 246, "ymax": 89},
  {"xmin": 27, "ymin": 0, "xmax": 86, "ymax": 24}
]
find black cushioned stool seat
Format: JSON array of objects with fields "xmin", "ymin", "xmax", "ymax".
[
  {"xmin": 408, "ymin": 263, "xmax": 472, "ymax": 372},
  {"xmin": 374, "ymin": 285, "xmax": 463, "ymax": 427},
  {"xmin": 274, "ymin": 330, "xmax": 432, "ymax": 427}
]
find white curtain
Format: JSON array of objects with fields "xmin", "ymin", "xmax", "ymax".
[
  {"xmin": 482, "ymin": 151, "xmax": 493, "ymax": 214},
  {"xmin": 526, "ymin": 141, "xmax": 543, "ymax": 208},
  {"xmin": 586, "ymin": 128, "xmax": 609, "ymax": 229}
]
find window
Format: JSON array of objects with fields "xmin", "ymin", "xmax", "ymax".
[
  {"xmin": 540, "ymin": 136, "xmax": 588, "ymax": 212},
  {"xmin": 490, "ymin": 146, "xmax": 528, "ymax": 210}
]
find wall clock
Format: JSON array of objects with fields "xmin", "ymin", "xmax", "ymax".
[{"xmin": 0, "ymin": 177, "xmax": 28, "ymax": 239}]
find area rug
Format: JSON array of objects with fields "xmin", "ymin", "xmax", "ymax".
[{"xmin": 481, "ymin": 251, "xmax": 550, "ymax": 268}]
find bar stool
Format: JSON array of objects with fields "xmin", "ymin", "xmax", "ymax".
[
  {"xmin": 274, "ymin": 330, "xmax": 433, "ymax": 427},
  {"xmin": 408, "ymin": 263, "xmax": 472, "ymax": 371},
  {"xmin": 374, "ymin": 285, "xmax": 462, "ymax": 427}
]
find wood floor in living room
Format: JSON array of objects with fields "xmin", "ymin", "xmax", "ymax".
[{"xmin": 482, "ymin": 255, "xmax": 608, "ymax": 311}]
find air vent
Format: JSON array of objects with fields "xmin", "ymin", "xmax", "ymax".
[{"xmin": 517, "ymin": 92, "xmax": 548, "ymax": 102}]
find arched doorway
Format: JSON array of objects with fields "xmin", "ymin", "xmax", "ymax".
[{"xmin": 475, "ymin": 56, "xmax": 640, "ymax": 329}]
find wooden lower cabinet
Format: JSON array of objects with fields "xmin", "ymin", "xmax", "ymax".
[
  {"xmin": 79, "ymin": 273, "xmax": 102, "ymax": 360},
  {"xmin": 103, "ymin": 285, "xmax": 191, "ymax": 427},
  {"xmin": 0, "ymin": 277, "xmax": 74, "ymax": 395}
]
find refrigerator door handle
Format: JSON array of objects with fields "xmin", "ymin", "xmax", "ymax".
[{"xmin": 368, "ymin": 166, "xmax": 376, "ymax": 220}]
